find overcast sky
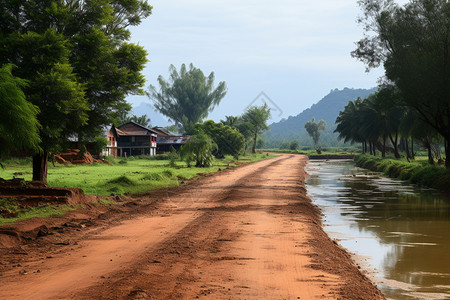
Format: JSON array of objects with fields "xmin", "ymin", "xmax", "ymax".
[{"xmin": 127, "ymin": 0, "xmax": 389, "ymax": 125}]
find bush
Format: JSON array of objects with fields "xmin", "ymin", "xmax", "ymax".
[{"xmin": 180, "ymin": 132, "xmax": 217, "ymax": 167}]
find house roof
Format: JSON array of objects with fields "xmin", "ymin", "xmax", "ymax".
[
  {"xmin": 156, "ymin": 135, "xmax": 190, "ymax": 145},
  {"xmin": 151, "ymin": 126, "xmax": 176, "ymax": 136},
  {"xmin": 112, "ymin": 121, "xmax": 157, "ymax": 137}
]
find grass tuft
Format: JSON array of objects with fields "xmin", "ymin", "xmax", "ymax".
[{"xmin": 107, "ymin": 175, "xmax": 136, "ymax": 186}]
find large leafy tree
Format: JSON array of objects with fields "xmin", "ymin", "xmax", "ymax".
[
  {"xmin": 0, "ymin": 64, "xmax": 40, "ymax": 162},
  {"xmin": 242, "ymin": 104, "xmax": 271, "ymax": 153},
  {"xmin": 304, "ymin": 118, "xmax": 326, "ymax": 153},
  {"xmin": 0, "ymin": 0, "xmax": 151, "ymax": 180},
  {"xmin": 149, "ymin": 63, "xmax": 227, "ymax": 134},
  {"xmin": 352, "ymin": 0, "xmax": 450, "ymax": 166},
  {"xmin": 196, "ymin": 120, "xmax": 245, "ymax": 159}
]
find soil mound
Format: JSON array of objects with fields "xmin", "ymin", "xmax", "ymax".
[
  {"xmin": 0, "ymin": 178, "xmax": 89, "ymax": 208},
  {"xmin": 54, "ymin": 149, "xmax": 101, "ymax": 164}
]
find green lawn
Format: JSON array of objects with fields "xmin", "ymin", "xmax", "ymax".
[{"xmin": 0, "ymin": 153, "xmax": 274, "ymax": 196}]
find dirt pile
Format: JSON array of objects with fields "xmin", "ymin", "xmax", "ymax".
[
  {"xmin": 0, "ymin": 178, "xmax": 89, "ymax": 209},
  {"xmin": 54, "ymin": 149, "xmax": 101, "ymax": 164}
]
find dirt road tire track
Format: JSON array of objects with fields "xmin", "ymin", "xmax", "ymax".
[{"xmin": 0, "ymin": 155, "xmax": 384, "ymax": 299}]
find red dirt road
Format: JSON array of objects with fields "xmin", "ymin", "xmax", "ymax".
[{"xmin": 0, "ymin": 155, "xmax": 384, "ymax": 299}]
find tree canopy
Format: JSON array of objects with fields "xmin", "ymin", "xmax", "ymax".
[
  {"xmin": 116, "ymin": 112, "xmax": 151, "ymax": 128},
  {"xmin": 196, "ymin": 120, "xmax": 245, "ymax": 159},
  {"xmin": 0, "ymin": 0, "xmax": 151, "ymax": 180},
  {"xmin": 304, "ymin": 118, "xmax": 326, "ymax": 152},
  {"xmin": 149, "ymin": 63, "xmax": 227, "ymax": 134},
  {"xmin": 352, "ymin": 0, "xmax": 450, "ymax": 166},
  {"xmin": 242, "ymin": 104, "xmax": 271, "ymax": 153},
  {"xmin": 0, "ymin": 64, "xmax": 40, "ymax": 161}
]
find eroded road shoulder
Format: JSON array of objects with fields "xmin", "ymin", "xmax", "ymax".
[{"xmin": 0, "ymin": 155, "xmax": 384, "ymax": 299}]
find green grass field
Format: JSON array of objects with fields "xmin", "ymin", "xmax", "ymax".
[
  {"xmin": 0, "ymin": 153, "xmax": 274, "ymax": 224},
  {"xmin": 0, "ymin": 153, "xmax": 274, "ymax": 196}
]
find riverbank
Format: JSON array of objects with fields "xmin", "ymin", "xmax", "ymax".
[
  {"xmin": 0, "ymin": 154, "xmax": 384, "ymax": 299},
  {"xmin": 306, "ymin": 159, "xmax": 450, "ymax": 299},
  {"xmin": 354, "ymin": 154, "xmax": 450, "ymax": 193}
]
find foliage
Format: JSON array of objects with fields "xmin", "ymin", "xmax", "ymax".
[
  {"xmin": 116, "ymin": 112, "xmax": 151, "ymax": 127},
  {"xmin": 180, "ymin": 132, "xmax": 218, "ymax": 167},
  {"xmin": 352, "ymin": 0, "xmax": 450, "ymax": 166},
  {"xmin": 91, "ymin": 137, "xmax": 108, "ymax": 156},
  {"xmin": 149, "ymin": 63, "xmax": 227, "ymax": 134},
  {"xmin": 242, "ymin": 103, "xmax": 271, "ymax": 153},
  {"xmin": 0, "ymin": 0, "xmax": 151, "ymax": 180},
  {"xmin": 196, "ymin": 120, "xmax": 245, "ymax": 159},
  {"xmin": 289, "ymin": 140, "xmax": 299, "ymax": 150},
  {"xmin": 355, "ymin": 154, "xmax": 450, "ymax": 192},
  {"xmin": 168, "ymin": 145, "xmax": 179, "ymax": 168},
  {"xmin": 304, "ymin": 118, "xmax": 326, "ymax": 151},
  {"xmin": 0, "ymin": 64, "xmax": 41, "ymax": 161}
]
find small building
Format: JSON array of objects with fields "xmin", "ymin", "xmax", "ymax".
[
  {"xmin": 156, "ymin": 135, "xmax": 190, "ymax": 154},
  {"xmin": 105, "ymin": 122, "xmax": 157, "ymax": 157},
  {"xmin": 151, "ymin": 126, "xmax": 176, "ymax": 137}
]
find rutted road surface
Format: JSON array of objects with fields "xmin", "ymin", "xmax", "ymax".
[{"xmin": 0, "ymin": 155, "xmax": 384, "ymax": 299}]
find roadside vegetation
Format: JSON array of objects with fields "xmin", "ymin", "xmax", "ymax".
[
  {"xmin": 355, "ymin": 154, "xmax": 450, "ymax": 193},
  {"xmin": 261, "ymin": 146, "xmax": 359, "ymax": 156}
]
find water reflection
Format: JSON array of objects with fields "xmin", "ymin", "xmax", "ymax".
[{"xmin": 305, "ymin": 160, "xmax": 450, "ymax": 300}]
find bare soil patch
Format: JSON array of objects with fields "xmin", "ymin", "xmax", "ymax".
[{"xmin": 0, "ymin": 155, "xmax": 384, "ymax": 299}]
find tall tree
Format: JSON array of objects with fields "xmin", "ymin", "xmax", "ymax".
[
  {"xmin": 352, "ymin": 0, "xmax": 450, "ymax": 166},
  {"xmin": 242, "ymin": 104, "xmax": 271, "ymax": 153},
  {"xmin": 149, "ymin": 63, "xmax": 227, "ymax": 134},
  {"xmin": 116, "ymin": 112, "xmax": 151, "ymax": 127},
  {"xmin": 0, "ymin": 0, "xmax": 151, "ymax": 180},
  {"xmin": 0, "ymin": 64, "xmax": 40, "ymax": 162},
  {"xmin": 304, "ymin": 118, "xmax": 326, "ymax": 153}
]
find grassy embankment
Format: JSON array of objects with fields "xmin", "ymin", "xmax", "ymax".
[
  {"xmin": 0, "ymin": 153, "xmax": 274, "ymax": 224},
  {"xmin": 262, "ymin": 146, "xmax": 359, "ymax": 156},
  {"xmin": 354, "ymin": 154, "xmax": 450, "ymax": 192}
]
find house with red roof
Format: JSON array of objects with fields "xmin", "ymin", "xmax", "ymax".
[{"xmin": 106, "ymin": 122, "xmax": 157, "ymax": 157}]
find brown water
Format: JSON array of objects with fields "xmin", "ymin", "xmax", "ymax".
[{"xmin": 305, "ymin": 160, "xmax": 450, "ymax": 300}]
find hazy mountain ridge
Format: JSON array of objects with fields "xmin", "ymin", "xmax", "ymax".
[{"xmin": 264, "ymin": 87, "xmax": 377, "ymax": 147}]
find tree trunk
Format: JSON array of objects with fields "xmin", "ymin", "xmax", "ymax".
[
  {"xmin": 389, "ymin": 133, "xmax": 400, "ymax": 158},
  {"xmin": 252, "ymin": 132, "xmax": 257, "ymax": 153},
  {"xmin": 382, "ymin": 137, "xmax": 386, "ymax": 158},
  {"xmin": 423, "ymin": 139, "xmax": 434, "ymax": 165},
  {"xmin": 445, "ymin": 137, "xmax": 450, "ymax": 168},
  {"xmin": 411, "ymin": 137, "xmax": 415, "ymax": 159},
  {"xmin": 404, "ymin": 137, "xmax": 411, "ymax": 162},
  {"xmin": 32, "ymin": 151, "xmax": 48, "ymax": 182}
]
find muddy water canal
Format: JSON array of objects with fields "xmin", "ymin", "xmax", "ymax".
[{"xmin": 305, "ymin": 160, "xmax": 450, "ymax": 300}]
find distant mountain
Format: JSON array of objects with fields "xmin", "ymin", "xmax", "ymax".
[{"xmin": 264, "ymin": 87, "xmax": 377, "ymax": 147}]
